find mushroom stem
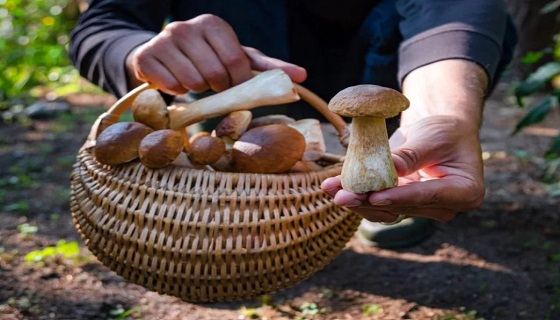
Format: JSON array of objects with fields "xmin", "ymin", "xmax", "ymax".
[
  {"xmin": 341, "ymin": 117, "xmax": 397, "ymax": 193},
  {"xmin": 167, "ymin": 69, "xmax": 300, "ymax": 130}
]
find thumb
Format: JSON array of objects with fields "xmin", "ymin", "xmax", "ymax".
[
  {"xmin": 391, "ymin": 142, "xmax": 437, "ymax": 177},
  {"xmin": 243, "ymin": 46, "xmax": 307, "ymax": 83}
]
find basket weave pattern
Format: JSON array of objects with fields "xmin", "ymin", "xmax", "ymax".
[
  {"xmin": 71, "ymin": 148, "xmax": 360, "ymax": 302},
  {"xmin": 70, "ymin": 80, "xmax": 361, "ymax": 302}
]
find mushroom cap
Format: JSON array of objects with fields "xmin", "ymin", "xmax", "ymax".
[
  {"xmin": 232, "ymin": 124, "xmax": 306, "ymax": 174},
  {"xmin": 138, "ymin": 129, "xmax": 184, "ymax": 169},
  {"xmin": 188, "ymin": 135, "xmax": 226, "ymax": 165},
  {"xmin": 188, "ymin": 131, "xmax": 211, "ymax": 144},
  {"xmin": 328, "ymin": 85, "xmax": 409, "ymax": 118},
  {"xmin": 94, "ymin": 122, "xmax": 154, "ymax": 166},
  {"xmin": 214, "ymin": 110, "xmax": 252, "ymax": 140},
  {"xmin": 248, "ymin": 114, "xmax": 296, "ymax": 129},
  {"xmin": 131, "ymin": 89, "xmax": 169, "ymax": 130}
]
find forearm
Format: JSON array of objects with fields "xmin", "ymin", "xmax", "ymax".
[
  {"xmin": 400, "ymin": 59, "xmax": 488, "ymax": 130},
  {"xmin": 69, "ymin": 0, "xmax": 168, "ymax": 97}
]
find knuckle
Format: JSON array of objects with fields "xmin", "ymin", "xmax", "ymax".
[
  {"xmin": 164, "ymin": 21, "xmax": 191, "ymax": 37},
  {"xmin": 222, "ymin": 53, "xmax": 248, "ymax": 68},
  {"xmin": 396, "ymin": 148, "xmax": 419, "ymax": 170},
  {"xmin": 197, "ymin": 14, "xmax": 225, "ymax": 27}
]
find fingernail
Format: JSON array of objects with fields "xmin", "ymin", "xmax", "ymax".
[{"xmin": 370, "ymin": 199, "xmax": 392, "ymax": 206}]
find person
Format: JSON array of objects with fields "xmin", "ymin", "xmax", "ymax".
[{"xmin": 69, "ymin": 0, "xmax": 517, "ymax": 248}]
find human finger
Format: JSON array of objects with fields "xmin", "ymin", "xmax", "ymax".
[
  {"xmin": 243, "ymin": 47, "xmax": 307, "ymax": 83},
  {"xmin": 133, "ymin": 53, "xmax": 187, "ymax": 95},
  {"xmin": 203, "ymin": 21, "xmax": 252, "ymax": 86},
  {"xmin": 145, "ymin": 42, "xmax": 209, "ymax": 93},
  {"xmin": 320, "ymin": 176, "xmax": 342, "ymax": 198},
  {"xmin": 367, "ymin": 178, "xmax": 484, "ymax": 213},
  {"xmin": 333, "ymin": 189, "xmax": 368, "ymax": 207}
]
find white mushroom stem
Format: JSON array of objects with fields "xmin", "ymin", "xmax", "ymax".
[
  {"xmin": 167, "ymin": 69, "xmax": 300, "ymax": 130},
  {"xmin": 341, "ymin": 117, "xmax": 397, "ymax": 194}
]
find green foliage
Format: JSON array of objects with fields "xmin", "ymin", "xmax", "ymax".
[
  {"xmin": 361, "ymin": 303, "xmax": 382, "ymax": 315},
  {"xmin": 24, "ymin": 240, "xmax": 80, "ymax": 263},
  {"xmin": 17, "ymin": 223, "xmax": 38, "ymax": 235},
  {"xmin": 109, "ymin": 306, "xmax": 141, "ymax": 320},
  {"xmin": 0, "ymin": 0, "xmax": 83, "ymax": 106},
  {"xmin": 513, "ymin": 1, "xmax": 560, "ymax": 188},
  {"xmin": 298, "ymin": 302, "xmax": 320, "ymax": 317}
]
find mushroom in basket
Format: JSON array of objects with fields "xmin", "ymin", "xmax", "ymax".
[
  {"xmin": 94, "ymin": 122, "xmax": 153, "ymax": 166},
  {"xmin": 231, "ymin": 124, "xmax": 306, "ymax": 174}
]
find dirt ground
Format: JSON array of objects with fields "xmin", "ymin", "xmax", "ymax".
[{"xmin": 0, "ymin": 84, "xmax": 559, "ymax": 320}]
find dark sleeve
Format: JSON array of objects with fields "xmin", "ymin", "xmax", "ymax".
[
  {"xmin": 69, "ymin": 0, "xmax": 172, "ymax": 98},
  {"xmin": 396, "ymin": 0, "xmax": 517, "ymax": 88}
]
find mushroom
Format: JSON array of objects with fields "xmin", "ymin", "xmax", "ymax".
[
  {"xmin": 171, "ymin": 152, "xmax": 207, "ymax": 170},
  {"xmin": 94, "ymin": 122, "xmax": 153, "ymax": 166},
  {"xmin": 167, "ymin": 69, "xmax": 299, "ymax": 130},
  {"xmin": 248, "ymin": 114, "xmax": 296, "ymax": 129},
  {"xmin": 214, "ymin": 110, "xmax": 252, "ymax": 140},
  {"xmin": 131, "ymin": 89, "xmax": 169, "ymax": 130},
  {"xmin": 232, "ymin": 124, "xmax": 306, "ymax": 174},
  {"xmin": 328, "ymin": 85, "xmax": 409, "ymax": 193},
  {"xmin": 288, "ymin": 119, "xmax": 326, "ymax": 161},
  {"xmin": 138, "ymin": 129, "xmax": 184, "ymax": 169},
  {"xmin": 188, "ymin": 131, "xmax": 211, "ymax": 144},
  {"xmin": 188, "ymin": 135, "xmax": 226, "ymax": 165}
]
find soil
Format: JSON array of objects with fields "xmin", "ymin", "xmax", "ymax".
[{"xmin": 0, "ymin": 84, "xmax": 559, "ymax": 320}]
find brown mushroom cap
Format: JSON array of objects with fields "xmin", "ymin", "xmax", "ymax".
[
  {"xmin": 214, "ymin": 110, "xmax": 252, "ymax": 140},
  {"xmin": 248, "ymin": 114, "xmax": 296, "ymax": 129},
  {"xmin": 94, "ymin": 122, "xmax": 154, "ymax": 166},
  {"xmin": 138, "ymin": 129, "xmax": 184, "ymax": 169},
  {"xmin": 131, "ymin": 89, "xmax": 169, "ymax": 130},
  {"xmin": 188, "ymin": 135, "xmax": 226, "ymax": 165},
  {"xmin": 232, "ymin": 124, "xmax": 306, "ymax": 174},
  {"xmin": 328, "ymin": 85, "xmax": 409, "ymax": 118},
  {"xmin": 188, "ymin": 131, "xmax": 211, "ymax": 144}
]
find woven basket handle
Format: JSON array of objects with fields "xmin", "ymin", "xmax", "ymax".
[{"xmin": 87, "ymin": 73, "xmax": 349, "ymax": 148}]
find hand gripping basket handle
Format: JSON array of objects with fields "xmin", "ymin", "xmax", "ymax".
[{"xmin": 87, "ymin": 70, "xmax": 350, "ymax": 150}]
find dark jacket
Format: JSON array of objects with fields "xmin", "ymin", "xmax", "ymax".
[{"xmin": 70, "ymin": 0, "xmax": 516, "ymax": 103}]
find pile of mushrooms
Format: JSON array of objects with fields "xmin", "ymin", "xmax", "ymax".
[{"xmin": 93, "ymin": 69, "xmax": 329, "ymax": 173}]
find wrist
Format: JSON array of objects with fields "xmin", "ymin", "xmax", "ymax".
[{"xmin": 400, "ymin": 59, "xmax": 488, "ymax": 129}]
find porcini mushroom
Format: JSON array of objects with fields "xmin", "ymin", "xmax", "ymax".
[
  {"xmin": 94, "ymin": 122, "xmax": 154, "ymax": 166},
  {"xmin": 328, "ymin": 85, "xmax": 409, "ymax": 193},
  {"xmin": 232, "ymin": 124, "xmax": 306, "ymax": 174},
  {"xmin": 131, "ymin": 89, "xmax": 169, "ymax": 130},
  {"xmin": 188, "ymin": 135, "xmax": 226, "ymax": 165},
  {"xmin": 248, "ymin": 114, "xmax": 296, "ymax": 129},
  {"xmin": 138, "ymin": 129, "xmax": 184, "ymax": 169},
  {"xmin": 167, "ymin": 69, "xmax": 299, "ymax": 130},
  {"xmin": 214, "ymin": 110, "xmax": 252, "ymax": 140}
]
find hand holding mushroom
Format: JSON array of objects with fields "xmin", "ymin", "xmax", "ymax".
[
  {"xmin": 327, "ymin": 85, "xmax": 409, "ymax": 194},
  {"xmin": 321, "ymin": 61, "xmax": 488, "ymax": 223}
]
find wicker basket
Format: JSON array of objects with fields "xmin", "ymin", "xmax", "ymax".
[{"xmin": 70, "ymin": 80, "xmax": 360, "ymax": 303}]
